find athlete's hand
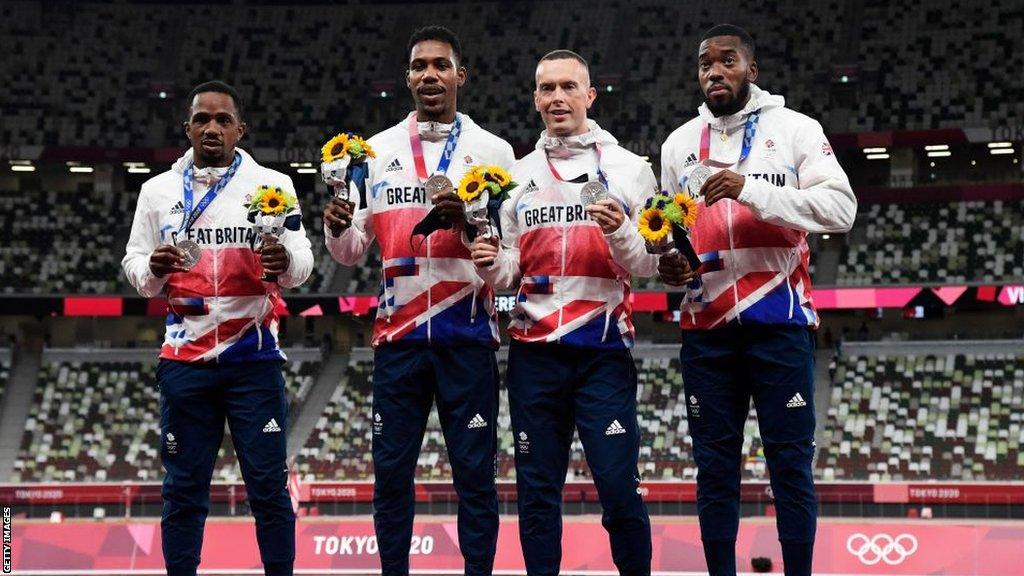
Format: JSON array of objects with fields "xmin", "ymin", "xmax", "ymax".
[
  {"xmin": 149, "ymin": 245, "xmax": 189, "ymax": 277},
  {"xmin": 432, "ymin": 191, "xmax": 465, "ymax": 228},
  {"xmin": 470, "ymin": 235, "xmax": 499, "ymax": 268},
  {"xmin": 259, "ymin": 236, "xmax": 290, "ymax": 276},
  {"xmin": 586, "ymin": 198, "xmax": 626, "ymax": 234},
  {"xmin": 702, "ymin": 169, "xmax": 746, "ymax": 207},
  {"xmin": 323, "ymin": 197, "xmax": 354, "ymax": 237},
  {"xmin": 658, "ymin": 251, "xmax": 697, "ymax": 286}
]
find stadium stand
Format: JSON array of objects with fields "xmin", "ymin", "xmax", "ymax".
[
  {"xmin": 818, "ymin": 345, "xmax": 1024, "ymax": 481},
  {"xmin": 294, "ymin": 349, "xmax": 768, "ymax": 482},
  {"xmin": 10, "ymin": 351, "xmax": 321, "ymax": 482},
  {"xmin": 3, "ymin": 0, "xmax": 1022, "ymax": 150},
  {"xmin": 837, "ymin": 200, "xmax": 1024, "ymax": 285}
]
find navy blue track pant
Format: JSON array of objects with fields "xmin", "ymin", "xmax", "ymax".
[
  {"xmin": 157, "ymin": 359, "xmax": 294, "ymax": 576},
  {"xmin": 507, "ymin": 341, "xmax": 651, "ymax": 576},
  {"xmin": 371, "ymin": 343, "xmax": 499, "ymax": 576},
  {"xmin": 680, "ymin": 324, "xmax": 817, "ymax": 576}
]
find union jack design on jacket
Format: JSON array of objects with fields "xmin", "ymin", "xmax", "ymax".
[
  {"xmin": 661, "ymin": 84, "xmax": 856, "ymax": 330},
  {"xmin": 122, "ymin": 149, "xmax": 314, "ymax": 363},
  {"xmin": 478, "ymin": 121, "xmax": 659, "ymax": 349},
  {"xmin": 324, "ymin": 113, "xmax": 515, "ymax": 348}
]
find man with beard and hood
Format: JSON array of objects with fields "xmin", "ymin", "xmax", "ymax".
[
  {"xmin": 123, "ymin": 80, "xmax": 313, "ymax": 576},
  {"xmin": 322, "ymin": 25, "xmax": 514, "ymax": 576},
  {"xmin": 469, "ymin": 49, "xmax": 656, "ymax": 576},
  {"xmin": 657, "ymin": 24, "xmax": 856, "ymax": 576}
]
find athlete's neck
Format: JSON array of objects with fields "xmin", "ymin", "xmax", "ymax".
[
  {"xmin": 416, "ymin": 108, "xmax": 457, "ymax": 124},
  {"xmin": 193, "ymin": 150, "xmax": 235, "ymax": 169},
  {"xmin": 710, "ymin": 93, "xmax": 751, "ymax": 118}
]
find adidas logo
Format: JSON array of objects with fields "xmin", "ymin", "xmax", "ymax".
[
  {"xmin": 262, "ymin": 418, "xmax": 282, "ymax": 433},
  {"xmin": 384, "ymin": 158, "xmax": 403, "ymax": 173},
  {"xmin": 169, "ymin": 201, "xmax": 185, "ymax": 215},
  {"xmin": 689, "ymin": 395, "xmax": 698, "ymax": 405},
  {"xmin": 468, "ymin": 414, "xmax": 488, "ymax": 429},
  {"xmin": 521, "ymin": 180, "xmax": 539, "ymax": 195},
  {"xmin": 605, "ymin": 419, "xmax": 627, "ymax": 436},
  {"xmin": 786, "ymin": 393, "xmax": 807, "ymax": 408},
  {"xmin": 683, "ymin": 152, "xmax": 698, "ymax": 168}
]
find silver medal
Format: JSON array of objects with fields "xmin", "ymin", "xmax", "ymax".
[
  {"xmin": 687, "ymin": 164, "xmax": 713, "ymax": 198},
  {"xmin": 176, "ymin": 240, "xmax": 203, "ymax": 270},
  {"xmin": 580, "ymin": 180, "xmax": 609, "ymax": 206},
  {"xmin": 424, "ymin": 174, "xmax": 454, "ymax": 197}
]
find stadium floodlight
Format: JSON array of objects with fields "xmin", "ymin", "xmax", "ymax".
[
  {"xmin": 9, "ymin": 160, "xmax": 35, "ymax": 172},
  {"xmin": 989, "ymin": 148, "xmax": 1015, "ymax": 155},
  {"xmin": 862, "ymin": 147, "xmax": 886, "ymax": 153},
  {"xmin": 987, "ymin": 142, "xmax": 1012, "ymax": 148},
  {"xmin": 296, "ymin": 168, "xmax": 317, "ymax": 174},
  {"xmin": 924, "ymin": 145, "xmax": 949, "ymax": 151},
  {"xmin": 69, "ymin": 166, "xmax": 94, "ymax": 173},
  {"xmin": 865, "ymin": 153, "xmax": 890, "ymax": 160},
  {"xmin": 127, "ymin": 167, "xmax": 152, "ymax": 174},
  {"xmin": 927, "ymin": 151, "xmax": 952, "ymax": 157},
  {"xmin": 289, "ymin": 162, "xmax": 313, "ymax": 168}
]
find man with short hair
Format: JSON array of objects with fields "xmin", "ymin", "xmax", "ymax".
[
  {"xmin": 323, "ymin": 25, "xmax": 514, "ymax": 576},
  {"xmin": 123, "ymin": 80, "xmax": 313, "ymax": 576},
  {"xmin": 470, "ymin": 49, "xmax": 655, "ymax": 576},
  {"xmin": 658, "ymin": 24, "xmax": 856, "ymax": 576}
]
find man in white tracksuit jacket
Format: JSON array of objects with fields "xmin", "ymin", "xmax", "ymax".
[
  {"xmin": 658, "ymin": 25, "xmax": 856, "ymax": 576},
  {"xmin": 123, "ymin": 81, "xmax": 313, "ymax": 576},
  {"xmin": 471, "ymin": 50, "xmax": 656, "ymax": 576}
]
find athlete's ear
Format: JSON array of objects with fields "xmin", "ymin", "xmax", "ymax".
[
  {"xmin": 457, "ymin": 65, "xmax": 467, "ymax": 88},
  {"xmin": 238, "ymin": 121, "xmax": 247, "ymax": 140},
  {"xmin": 747, "ymin": 59, "xmax": 759, "ymax": 83},
  {"xmin": 586, "ymin": 86, "xmax": 597, "ymax": 109},
  {"xmin": 406, "ymin": 68, "xmax": 413, "ymax": 90}
]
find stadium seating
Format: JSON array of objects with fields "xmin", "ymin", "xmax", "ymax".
[
  {"xmin": 0, "ymin": 187, "xmax": 334, "ymax": 295},
  {"xmin": 11, "ymin": 357, "xmax": 321, "ymax": 482},
  {"xmin": 817, "ymin": 352, "xmax": 1024, "ymax": 481},
  {"xmin": 3, "ymin": 0, "xmax": 1021, "ymax": 150},
  {"xmin": 837, "ymin": 200, "xmax": 1024, "ymax": 285},
  {"xmin": 295, "ymin": 352, "xmax": 768, "ymax": 482}
]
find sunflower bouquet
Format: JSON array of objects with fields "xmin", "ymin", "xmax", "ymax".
[
  {"xmin": 639, "ymin": 190, "xmax": 702, "ymax": 271},
  {"xmin": 246, "ymin": 184, "xmax": 303, "ymax": 281},
  {"xmin": 457, "ymin": 165, "xmax": 517, "ymax": 240},
  {"xmin": 320, "ymin": 132, "xmax": 376, "ymax": 201}
]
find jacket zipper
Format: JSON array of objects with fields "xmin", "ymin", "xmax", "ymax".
[
  {"xmin": 213, "ymin": 242, "xmax": 220, "ymax": 361},
  {"xmin": 426, "ymin": 233, "xmax": 432, "ymax": 344},
  {"xmin": 726, "ymin": 199, "xmax": 742, "ymax": 325},
  {"xmin": 556, "ymin": 215, "xmax": 567, "ymax": 343}
]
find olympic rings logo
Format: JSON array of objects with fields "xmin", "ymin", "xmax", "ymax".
[{"xmin": 846, "ymin": 533, "xmax": 918, "ymax": 565}]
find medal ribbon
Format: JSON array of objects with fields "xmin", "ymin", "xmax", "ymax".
[
  {"xmin": 179, "ymin": 152, "xmax": 242, "ymax": 235},
  {"xmin": 407, "ymin": 111, "xmax": 463, "ymax": 183},
  {"xmin": 545, "ymin": 142, "xmax": 609, "ymax": 188},
  {"xmin": 698, "ymin": 110, "xmax": 760, "ymax": 166}
]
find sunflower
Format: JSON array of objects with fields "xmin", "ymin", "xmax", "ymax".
[
  {"xmin": 638, "ymin": 207, "xmax": 671, "ymax": 243},
  {"xmin": 673, "ymin": 193, "xmax": 699, "ymax": 228},
  {"xmin": 321, "ymin": 133, "xmax": 350, "ymax": 163},
  {"xmin": 487, "ymin": 165, "xmax": 512, "ymax": 188},
  {"xmin": 259, "ymin": 186, "xmax": 289, "ymax": 215},
  {"xmin": 457, "ymin": 171, "xmax": 488, "ymax": 202}
]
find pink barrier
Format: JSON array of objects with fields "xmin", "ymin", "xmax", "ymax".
[{"xmin": 10, "ymin": 518, "xmax": 1024, "ymax": 574}]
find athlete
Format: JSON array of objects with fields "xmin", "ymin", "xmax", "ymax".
[
  {"xmin": 658, "ymin": 24, "xmax": 856, "ymax": 576},
  {"xmin": 470, "ymin": 50, "xmax": 656, "ymax": 576},
  {"xmin": 122, "ymin": 80, "xmax": 313, "ymax": 576},
  {"xmin": 322, "ymin": 26, "xmax": 515, "ymax": 576}
]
